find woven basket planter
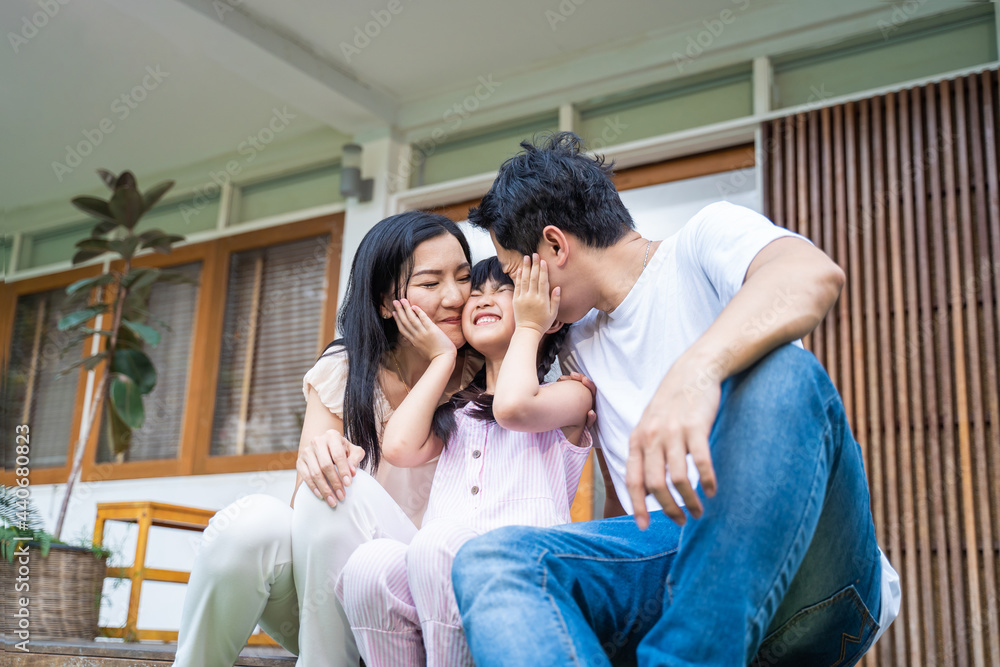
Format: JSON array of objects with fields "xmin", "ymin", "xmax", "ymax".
[{"xmin": 1, "ymin": 542, "xmax": 107, "ymax": 640}]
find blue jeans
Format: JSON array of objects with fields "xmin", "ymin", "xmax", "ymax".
[{"xmin": 452, "ymin": 345, "xmax": 884, "ymax": 666}]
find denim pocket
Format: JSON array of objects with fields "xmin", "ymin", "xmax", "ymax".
[{"xmin": 750, "ymin": 584, "xmax": 879, "ymax": 667}]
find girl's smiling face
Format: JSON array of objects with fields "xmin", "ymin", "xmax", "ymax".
[{"xmin": 462, "ymin": 277, "xmax": 516, "ymax": 359}]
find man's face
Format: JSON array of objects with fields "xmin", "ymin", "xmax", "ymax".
[
  {"xmin": 491, "ymin": 234, "xmax": 525, "ymax": 284},
  {"xmin": 490, "ymin": 229, "xmax": 593, "ymax": 324}
]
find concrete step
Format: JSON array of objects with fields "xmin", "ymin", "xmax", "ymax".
[{"xmin": 1, "ymin": 639, "xmax": 296, "ymax": 666}]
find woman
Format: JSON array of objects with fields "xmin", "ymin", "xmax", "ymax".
[{"xmin": 172, "ymin": 211, "xmax": 481, "ymax": 667}]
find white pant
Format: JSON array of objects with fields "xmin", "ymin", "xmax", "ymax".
[{"xmin": 172, "ymin": 470, "xmax": 417, "ymax": 667}]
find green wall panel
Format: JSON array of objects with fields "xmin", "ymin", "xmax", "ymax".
[{"xmin": 774, "ymin": 8, "xmax": 997, "ymax": 108}]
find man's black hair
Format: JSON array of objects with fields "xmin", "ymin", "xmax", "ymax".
[{"xmin": 468, "ymin": 132, "xmax": 634, "ymax": 256}]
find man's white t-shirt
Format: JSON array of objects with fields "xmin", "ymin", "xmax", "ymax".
[{"xmin": 560, "ymin": 201, "xmax": 901, "ymax": 638}]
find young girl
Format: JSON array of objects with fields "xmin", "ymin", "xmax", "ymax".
[{"xmin": 337, "ymin": 255, "xmax": 594, "ymax": 666}]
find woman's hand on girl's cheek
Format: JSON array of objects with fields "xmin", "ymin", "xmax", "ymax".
[
  {"xmin": 513, "ymin": 254, "xmax": 561, "ymax": 334},
  {"xmin": 392, "ymin": 298, "xmax": 457, "ymax": 361}
]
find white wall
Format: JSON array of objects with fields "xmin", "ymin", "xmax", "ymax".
[{"xmin": 29, "ymin": 470, "xmax": 296, "ymax": 636}]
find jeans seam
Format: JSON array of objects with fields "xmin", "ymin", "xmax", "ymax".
[
  {"xmin": 827, "ymin": 590, "xmax": 878, "ymax": 667},
  {"xmin": 538, "ymin": 547, "xmax": 583, "ymax": 667},
  {"xmin": 749, "ymin": 420, "xmax": 832, "ymax": 649},
  {"xmin": 548, "ymin": 549, "xmax": 678, "ymax": 564}
]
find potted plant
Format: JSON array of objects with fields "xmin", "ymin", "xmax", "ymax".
[
  {"xmin": 1, "ymin": 485, "xmax": 110, "ymax": 642},
  {"xmin": 53, "ymin": 169, "xmax": 187, "ymax": 539},
  {"xmin": 0, "ymin": 170, "xmax": 188, "ymax": 642}
]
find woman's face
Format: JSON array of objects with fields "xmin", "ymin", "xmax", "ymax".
[
  {"xmin": 393, "ymin": 233, "xmax": 471, "ymax": 348},
  {"xmin": 462, "ymin": 279, "xmax": 516, "ymax": 358}
]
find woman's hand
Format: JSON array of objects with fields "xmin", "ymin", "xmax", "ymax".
[
  {"xmin": 296, "ymin": 428, "xmax": 366, "ymax": 507},
  {"xmin": 392, "ymin": 298, "xmax": 457, "ymax": 361},
  {"xmin": 514, "ymin": 254, "xmax": 560, "ymax": 335}
]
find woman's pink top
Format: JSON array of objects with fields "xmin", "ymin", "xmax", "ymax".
[
  {"xmin": 302, "ymin": 347, "xmax": 481, "ymax": 527},
  {"xmin": 422, "ymin": 402, "xmax": 592, "ymax": 532}
]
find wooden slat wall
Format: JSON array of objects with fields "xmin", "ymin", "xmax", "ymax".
[{"xmin": 762, "ymin": 69, "xmax": 1000, "ymax": 667}]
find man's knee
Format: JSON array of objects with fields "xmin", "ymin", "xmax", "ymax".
[
  {"xmin": 452, "ymin": 526, "xmax": 542, "ymax": 598},
  {"xmin": 727, "ymin": 344, "xmax": 833, "ymax": 414}
]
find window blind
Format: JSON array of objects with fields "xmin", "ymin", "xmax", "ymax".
[
  {"xmin": 98, "ymin": 262, "xmax": 202, "ymax": 463},
  {"xmin": 211, "ymin": 235, "xmax": 329, "ymax": 457},
  {"xmin": 5, "ymin": 288, "xmax": 80, "ymax": 468}
]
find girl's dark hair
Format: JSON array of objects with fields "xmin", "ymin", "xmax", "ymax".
[
  {"xmin": 430, "ymin": 256, "xmax": 568, "ymax": 444},
  {"xmin": 320, "ymin": 211, "xmax": 471, "ymax": 473}
]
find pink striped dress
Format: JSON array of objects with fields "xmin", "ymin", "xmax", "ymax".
[{"xmin": 337, "ymin": 402, "xmax": 592, "ymax": 667}]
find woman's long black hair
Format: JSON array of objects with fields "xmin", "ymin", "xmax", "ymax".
[
  {"xmin": 320, "ymin": 211, "xmax": 472, "ymax": 473},
  {"xmin": 430, "ymin": 256, "xmax": 568, "ymax": 444}
]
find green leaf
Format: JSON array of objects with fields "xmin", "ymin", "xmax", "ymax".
[
  {"xmin": 71, "ymin": 196, "xmax": 117, "ymax": 225},
  {"xmin": 57, "ymin": 305, "xmax": 107, "ymax": 331},
  {"xmin": 66, "ymin": 274, "xmax": 114, "ymax": 296},
  {"xmin": 111, "ymin": 348, "xmax": 156, "ymax": 394},
  {"xmin": 59, "ymin": 330, "xmax": 114, "ymax": 355},
  {"xmin": 91, "ymin": 220, "xmax": 119, "ymax": 236},
  {"xmin": 97, "ymin": 169, "xmax": 117, "ymax": 190},
  {"xmin": 109, "ymin": 374, "xmax": 145, "ymax": 429},
  {"xmin": 109, "ymin": 236, "xmax": 141, "ymax": 260},
  {"xmin": 58, "ymin": 351, "xmax": 109, "ymax": 376},
  {"xmin": 72, "ymin": 249, "xmax": 106, "ymax": 265},
  {"xmin": 75, "ymin": 238, "xmax": 113, "ymax": 251},
  {"xmin": 122, "ymin": 268, "xmax": 160, "ymax": 290},
  {"xmin": 113, "ymin": 323, "xmax": 142, "ymax": 351},
  {"xmin": 137, "ymin": 229, "xmax": 167, "ymax": 244},
  {"xmin": 141, "ymin": 234, "xmax": 184, "ymax": 253},
  {"xmin": 105, "ymin": 402, "xmax": 134, "ymax": 456},
  {"xmin": 109, "ymin": 185, "xmax": 143, "ymax": 229},
  {"xmin": 123, "ymin": 306, "xmax": 170, "ymax": 332},
  {"xmin": 121, "ymin": 320, "xmax": 161, "ymax": 347},
  {"xmin": 142, "ymin": 180, "xmax": 174, "ymax": 213},
  {"xmin": 114, "ymin": 171, "xmax": 137, "ymax": 190}
]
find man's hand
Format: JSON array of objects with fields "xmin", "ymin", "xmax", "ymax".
[
  {"xmin": 296, "ymin": 429, "xmax": 366, "ymax": 507},
  {"xmin": 626, "ymin": 357, "xmax": 720, "ymax": 529},
  {"xmin": 513, "ymin": 254, "xmax": 560, "ymax": 335},
  {"xmin": 557, "ymin": 371, "xmax": 598, "ymax": 428}
]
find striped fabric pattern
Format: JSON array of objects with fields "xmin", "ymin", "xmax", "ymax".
[
  {"xmin": 338, "ymin": 404, "xmax": 592, "ymax": 666},
  {"xmin": 422, "ymin": 404, "xmax": 593, "ymax": 531}
]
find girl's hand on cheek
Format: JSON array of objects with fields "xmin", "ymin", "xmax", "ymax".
[
  {"xmin": 513, "ymin": 254, "xmax": 561, "ymax": 335},
  {"xmin": 392, "ymin": 299, "xmax": 457, "ymax": 361}
]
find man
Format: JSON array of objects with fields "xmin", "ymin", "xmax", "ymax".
[{"xmin": 452, "ymin": 132, "xmax": 900, "ymax": 666}]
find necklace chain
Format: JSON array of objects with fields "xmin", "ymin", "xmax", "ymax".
[
  {"xmin": 642, "ymin": 239, "xmax": 651, "ymax": 271},
  {"xmin": 390, "ymin": 349, "xmax": 410, "ymax": 394}
]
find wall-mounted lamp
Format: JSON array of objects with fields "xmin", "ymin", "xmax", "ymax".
[{"xmin": 339, "ymin": 143, "xmax": 373, "ymax": 203}]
